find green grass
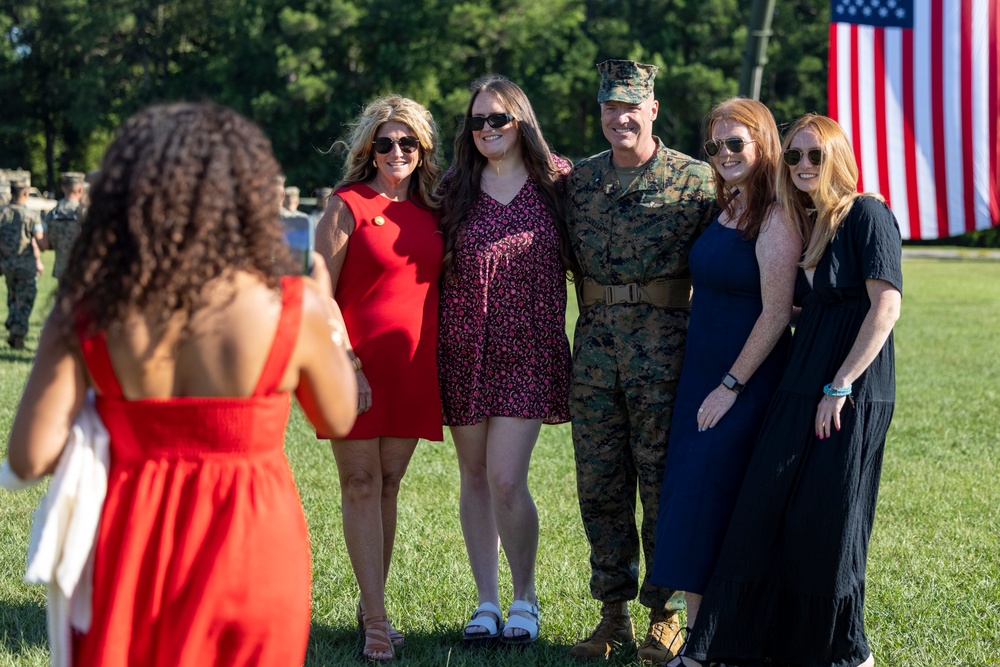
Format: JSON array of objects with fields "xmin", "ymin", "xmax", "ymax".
[{"xmin": 1, "ymin": 253, "xmax": 998, "ymax": 666}]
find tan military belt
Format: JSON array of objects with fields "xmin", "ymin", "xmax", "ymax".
[{"xmin": 580, "ymin": 277, "xmax": 692, "ymax": 310}]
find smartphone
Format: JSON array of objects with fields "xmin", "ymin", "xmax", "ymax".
[{"xmin": 281, "ymin": 213, "xmax": 314, "ymax": 275}]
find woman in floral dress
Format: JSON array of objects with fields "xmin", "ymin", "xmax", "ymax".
[{"xmin": 438, "ymin": 75, "xmax": 577, "ymax": 645}]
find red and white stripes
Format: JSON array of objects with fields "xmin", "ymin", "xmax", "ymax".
[{"xmin": 828, "ymin": 0, "xmax": 999, "ymax": 240}]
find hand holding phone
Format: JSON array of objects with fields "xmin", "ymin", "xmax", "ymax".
[{"xmin": 281, "ymin": 213, "xmax": 314, "ymax": 275}]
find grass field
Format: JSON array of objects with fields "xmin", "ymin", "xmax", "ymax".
[{"xmin": 1, "ymin": 254, "xmax": 998, "ymax": 666}]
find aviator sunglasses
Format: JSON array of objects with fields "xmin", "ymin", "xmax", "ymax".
[
  {"xmin": 372, "ymin": 136, "xmax": 420, "ymax": 154},
  {"xmin": 466, "ymin": 113, "xmax": 515, "ymax": 131},
  {"xmin": 783, "ymin": 148, "xmax": 824, "ymax": 167},
  {"xmin": 704, "ymin": 137, "xmax": 755, "ymax": 157}
]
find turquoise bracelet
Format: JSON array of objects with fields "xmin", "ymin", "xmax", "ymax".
[{"xmin": 823, "ymin": 383, "xmax": 852, "ymax": 397}]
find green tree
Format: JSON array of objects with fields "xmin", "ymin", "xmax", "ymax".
[
  {"xmin": 1, "ymin": 0, "xmax": 835, "ymax": 192},
  {"xmin": 1, "ymin": 0, "xmax": 130, "ymax": 189}
]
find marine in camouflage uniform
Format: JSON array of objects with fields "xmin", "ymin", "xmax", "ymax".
[
  {"xmin": 0, "ymin": 180, "xmax": 45, "ymax": 349},
  {"xmin": 565, "ymin": 60, "xmax": 716, "ymax": 663},
  {"xmin": 43, "ymin": 172, "xmax": 86, "ymax": 280}
]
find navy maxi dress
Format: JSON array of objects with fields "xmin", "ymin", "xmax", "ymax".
[
  {"xmin": 685, "ymin": 196, "xmax": 903, "ymax": 667},
  {"xmin": 650, "ymin": 217, "xmax": 791, "ymax": 595}
]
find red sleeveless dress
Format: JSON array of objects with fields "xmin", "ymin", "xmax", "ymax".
[
  {"xmin": 331, "ymin": 183, "xmax": 443, "ymax": 441},
  {"xmin": 73, "ymin": 277, "xmax": 312, "ymax": 667}
]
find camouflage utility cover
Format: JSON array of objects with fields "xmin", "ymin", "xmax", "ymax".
[{"xmin": 596, "ymin": 60, "xmax": 659, "ymax": 104}]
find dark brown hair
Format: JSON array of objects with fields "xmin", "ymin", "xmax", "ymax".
[
  {"xmin": 439, "ymin": 75, "xmax": 578, "ymax": 279},
  {"xmin": 705, "ymin": 97, "xmax": 782, "ymax": 240},
  {"xmin": 57, "ymin": 102, "xmax": 293, "ymax": 339}
]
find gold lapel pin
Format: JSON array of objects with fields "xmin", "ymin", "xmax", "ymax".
[{"xmin": 373, "ymin": 215, "xmax": 386, "ymax": 226}]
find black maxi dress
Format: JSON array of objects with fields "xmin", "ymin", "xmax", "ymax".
[{"xmin": 685, "ymin": 196, "xmax": 903, "ymax": 667}]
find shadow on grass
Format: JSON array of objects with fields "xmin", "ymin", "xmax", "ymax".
[
  {"xmin": 306, "ymin": 621, "xmax": 633, "ymax": 666},
  {"xmin": 0, "ymin": 349, "xmax": 33, "ymax": 364},
  {"xmin": 0, "ymin": 598, "xmax": 47, "ymax": 655}
]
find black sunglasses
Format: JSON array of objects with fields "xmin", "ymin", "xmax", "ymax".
[
  {"xmin": 372, "ymin": 136, "xmax": 420, "ymax": 154},
  {"xmin": 704, "ymin": 137, "xmax": 754, "ymax": 157},
  {"xmin": 466, "ymin": 113, "xmax": 515, "ymax": 131},
  {"xmin": 783, "ymin": 148, "xmax": 824, "ymax": 166}
]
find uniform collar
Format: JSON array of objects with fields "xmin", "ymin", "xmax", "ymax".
[{"xmin": 600, "ymin": 137, "xmax": 669, "ymax": 198}]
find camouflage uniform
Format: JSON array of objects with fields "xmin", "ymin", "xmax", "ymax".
[
  {"xmin": 566, "ymin": 136, "xmax": 716, "ymax": 612},
  {"xmin": 44, "ymin": 195, "xmax": 85, "ymax": 279},
  {"xmin": 0, "ymin": 202, "xmax": 44, "ymax": 341}
]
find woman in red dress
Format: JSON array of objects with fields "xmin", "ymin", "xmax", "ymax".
[
  {"xmin": 6, "ymin": 103, "xmax": 358, "ymax": 666},
  {"xmin": 315, "ymin": 95, "xmax": 444, "ymax": 662}
]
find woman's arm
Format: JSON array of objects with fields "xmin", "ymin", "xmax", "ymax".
[
  {"xmin": 313, "ymin": 197, "xmax": 371, "ymax": 415},
  {"xmin": 697, "ymin": 205, "xmax": 801, "ymax": 431},
  {"xmin": 293, "ymin": 263, "xmax": 359, "ymax": 438},
  {"xmin": 7, "ymin": 310, "xmax": 88, "ymax": 479},
  {"xmin": 815, "ymin": 278, "xmax": 901, "ymax": 438},
  {"xmin": 315, "ymin": 195, "xmax": 354, "ymax": 294}
]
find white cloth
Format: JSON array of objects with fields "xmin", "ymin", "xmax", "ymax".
[
  {"xmin": 0, "ymin": 459, "xmax": 41, "ymax": 491},
  {"xmin": 1, "ymin": 391, "xmax": 110, "ymax": 667}
]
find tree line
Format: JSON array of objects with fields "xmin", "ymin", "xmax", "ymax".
[{"xmin": 1, "ymin": 0, "xmax": 830, "ymax": 195}]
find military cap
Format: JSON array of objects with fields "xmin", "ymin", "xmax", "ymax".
[
  {"xmin": 61, "ymin": 172, "xmax": 85, "ymax": 186},
  {"xmin": 9, "ymin": 177, "xmax": 29, "ymax": 190},
  {"xmin": 596, "ymin": 60, "xmax": 659, "ymax": 104}
]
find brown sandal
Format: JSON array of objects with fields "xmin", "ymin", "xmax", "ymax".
[
  {"xmin": 357, "ymin": 600, "xmax": 404, "ymax": 647},
  {"xmin": 362, "ymin": 615, "xmax": 394, "ymax": 662}
]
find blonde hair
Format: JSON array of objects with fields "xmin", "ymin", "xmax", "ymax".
[
  {"xmin": 777, "ymin": 114, "xmax": 882, "ymax": 268},
  {"xmin": 334, "ymin": 95, "xmax": 441, "ymax": 209}
]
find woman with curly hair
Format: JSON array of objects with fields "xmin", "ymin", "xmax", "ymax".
[
  {"xmin": 314, "ymin": 95, "xmax": 444, "ymax": 662},
  {"xmin": 5, "ymin": 102, "xmax": 358, "ymax": 665},
  {"xmin": 437, "ymin": 75, "xmax": 576, "ymax": 645}
]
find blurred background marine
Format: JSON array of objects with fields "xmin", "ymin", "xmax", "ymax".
[
  {"xmin": 42, "ymin": 172, "xmax": 87, "ymax": 281},
  {"xmin": 0, "ymin": 178, "xmax": 45, "ymax": 349}
]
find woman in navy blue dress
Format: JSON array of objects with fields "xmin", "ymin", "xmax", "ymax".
[
  {"xmin": 678, "ymin": 116, "xmax": 902, "ymax": 667},
  {"xmin": 650, "ymin": 97, "xmax": 801, "ymax": 646}
]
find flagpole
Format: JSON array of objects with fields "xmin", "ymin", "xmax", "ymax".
[{"xmin": 739, "ymin": 0, "xmax": 777, "ymax": 100}]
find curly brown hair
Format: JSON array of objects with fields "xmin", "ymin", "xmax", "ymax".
[{"xmin": 56, "ymin": 102, "xmax": 294, "ymax": 340}]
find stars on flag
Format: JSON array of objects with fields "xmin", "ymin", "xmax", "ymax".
[{"xmin": 833, "ymin": 0, "xmax": 909, "ymax": 22}]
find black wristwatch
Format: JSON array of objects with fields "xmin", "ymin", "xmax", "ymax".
[{"xmin": 721, "ymin": 373, "xmax": 745, "ymax": 394}]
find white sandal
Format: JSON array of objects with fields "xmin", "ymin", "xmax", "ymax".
[
  {"xmin": 463, "ymin": 601, "xmax": 503, "ymax": 643},
  {"xmin": 501, "ymin": 600, "xmax": 539, "ymax": 644}
]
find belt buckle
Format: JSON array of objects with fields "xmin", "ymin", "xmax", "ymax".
[{"xmin": 604, "ymin": 283, "xmax": 640, "ymax": 305}]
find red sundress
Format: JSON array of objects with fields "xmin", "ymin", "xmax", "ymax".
[{"xmin": 73, "ymin": 276, "xmax": 312, "ymax": 667}]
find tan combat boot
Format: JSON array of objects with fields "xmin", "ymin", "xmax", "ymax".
[
  {"xmin": 569, "ymin": 601, "xmax": 635, "ymax": 660},
  {"xmin": 636, "ymin": 608, "xmax": 684, "ymax": 665}
]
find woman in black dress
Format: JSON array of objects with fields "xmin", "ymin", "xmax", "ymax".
[{"xmin": 674, "ymin": 114, "xmax": 902, "ymax": 667}]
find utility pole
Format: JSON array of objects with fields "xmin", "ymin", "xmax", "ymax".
[{"xmin": 739, "ymin": 0, "xmax": 777, "ymax": 100}]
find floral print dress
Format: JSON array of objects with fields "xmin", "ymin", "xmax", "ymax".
[{"xmin": 438, "ymin": 176, "xmax": 570, "ymax": 426}]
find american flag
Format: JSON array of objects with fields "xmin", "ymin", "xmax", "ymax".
[{"xmin": 828, "ymin": 0, "xmax": 999, "ymax": 239}]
